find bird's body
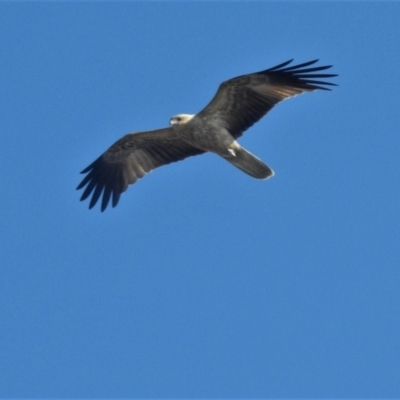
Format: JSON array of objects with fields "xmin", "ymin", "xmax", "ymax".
[
  {"xmin": 171, "ymin": 113, "xmax": 273, "ymax": 179},
  {"xmin": 77, "ymin": 59, "xmax": 337, "ymax": 211},
  {"xmin": 172, "ymin": 114, "xmax": 233, "ymax": 155}
]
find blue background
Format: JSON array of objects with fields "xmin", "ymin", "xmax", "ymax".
[{"xmin": 1, "ymin": 2, "xmax": 399, "ymax": 397}]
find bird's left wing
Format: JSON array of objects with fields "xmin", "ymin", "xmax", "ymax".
[
  {"xmin": 197, "ymin": 59, "xmax": 337, "ymax": 139},
  {"xmin": 77, "ymin": 127, "xmax": 204, "ymax": 211}
]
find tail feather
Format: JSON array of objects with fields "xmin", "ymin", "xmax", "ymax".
[{"xmin": 224, "ymin": 146, "xmax": 274, "ymax": 179}]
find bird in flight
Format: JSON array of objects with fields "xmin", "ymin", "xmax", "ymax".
[{"xmin": 77, "ymin": 59, "xmax": 337, "ymax": 211}]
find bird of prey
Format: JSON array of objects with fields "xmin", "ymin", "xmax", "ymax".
[{"xmin": 77, "ymin": 59, "xmax": 337, "ymax": 211}]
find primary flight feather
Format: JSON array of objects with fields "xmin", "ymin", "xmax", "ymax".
[{"xmin": 77, "ymin": 59, "xmax": 337, "ymax": 211}]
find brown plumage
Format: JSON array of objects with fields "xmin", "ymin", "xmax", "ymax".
[{"xmin": 77, "ymin": 59, "xmax": 337, "ymax": 211}]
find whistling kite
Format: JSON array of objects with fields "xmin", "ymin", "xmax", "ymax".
[{"xmin": 77, "ymin": 59, "xmax": 337, "ymax": 211}]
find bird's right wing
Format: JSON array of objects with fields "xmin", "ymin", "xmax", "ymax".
[
  {"xmin": 77, "ymin": 127, "xmax": 204, "ymax": 211},
  {"xmin": 197, "ymin": 59, "xmax": 337, "ymax": 139}
]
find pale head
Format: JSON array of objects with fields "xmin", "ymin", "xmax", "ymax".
[{"xmin": 169, "ymin": 114, "xmax": 195, "ymax": 126}]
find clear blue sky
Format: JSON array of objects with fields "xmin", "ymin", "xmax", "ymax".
[{"xmin": 1, "ymin": 2, "xmax": 399, "ymax": 398}]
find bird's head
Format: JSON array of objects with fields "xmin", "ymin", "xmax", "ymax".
[{"xmin": 169, "ymin": 114, "xmax": 195, "ymax": 126}]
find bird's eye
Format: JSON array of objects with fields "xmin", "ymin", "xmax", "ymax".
[{"xmin": 176, "ymin": 117, "xmax": 181, "ymax": 122}]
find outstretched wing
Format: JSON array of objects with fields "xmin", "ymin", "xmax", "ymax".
[
  {"xmin": 197, "ymin": 59, "xmax": 337, "ymax": 138},
  {"xmin": 77, "ymin": 128, "xmax": 204, "ymax": 211}
]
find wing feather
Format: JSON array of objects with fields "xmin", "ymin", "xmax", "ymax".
[
  {"xmin": 197, "ymin": 59, "xmax": 337, "ymax": 138},
  {"xmin": 77, "ymin": 127, "xmax": 204, "ymax": 211}
]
